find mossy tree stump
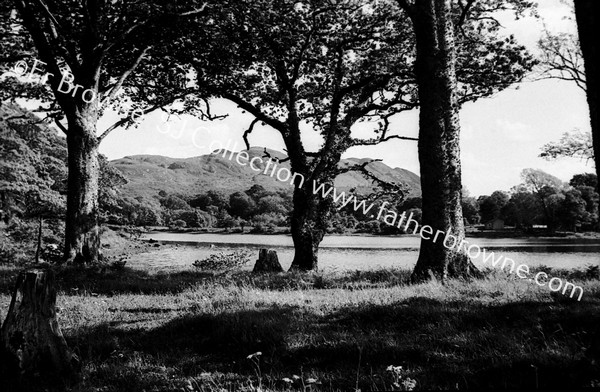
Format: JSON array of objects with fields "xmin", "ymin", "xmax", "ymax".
[
  {"xmin": 253, "ymin": 249, "xmax": 283, "ymax": 273},
  {"xmin": 0, "ymin": 269, "xmax": 80, "ymax": 387}
]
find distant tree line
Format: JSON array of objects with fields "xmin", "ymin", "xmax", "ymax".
[
  {"xmin": 467, "ymin": 170, "xmax": 598, "ymax": 233},
  {"xmin": 101, "ymin": 183, "xmax": 422, "ymax": 235},
  {"xmin": 104, "ymin": 168, "xmax": 599, "ymax": 235},
  {"xmin": 102, "ymin": 184, "xmax": 293, "ymax": 234}
]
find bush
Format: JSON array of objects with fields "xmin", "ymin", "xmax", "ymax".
[
  {"xmin": 170, "ymin": 210, "xmax": 203, "ymax": 228},
  {"xmin": 172, "ymin": 219, "xmax": 187, "ymax": 229},
  {"xmin": 0, "ymin": 218, "xmax": 63, "ymax": 264},
  {"xmin": 250, "ymin": 222, "xmax": 276, "ymax": 234},
  {"xmin": 256, "ymin": 195, "xmax": 289, "ymax": 215},
  {"xmin": 356, "ymin": 220, "xmax": 382, "ymax": 234},
  {"xmin": 193, "ymin": 250, "xmax": 251, "ymax": 271},
  {"xmin": 249, "ymin": 213, "xmax": 287, "ymax": 233},
  {"xmin": 585, "ymin": 265, "xmax": 600, "ymax": 280},
  {"xmin": 251, "ymin": 213, "xmax": 286, "ymax": 227},
  {"xmin": 42, "ymin": 243, "xmax": 62, "ymax": 263},
  {"xmin": 196, "ymin": 209, "xmax": 217, "ymax": 228},
  {"xmin": 216, "ymin": 211, "xmax": 238, "ymax": 229},
  {"xmin": 229, "ymin": 192, "xmax": 256, "ymax": 219}
]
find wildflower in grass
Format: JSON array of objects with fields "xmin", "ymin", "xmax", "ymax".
[
  {"xmin": 306, "ymin": 377, "xmax": 318, "ymax": 384},
  {"xmin": 386, "ymin": 364, "xmax": 417, "ymax": 391},
  {"xmin": 247, "ymin": 351, "xmax": 262, "ymax": 359},
  {"xmin": 246, "ymin": 352, "xmax": 263, "ymax": 389},
  {"xmin": 402, "ymin": 378, "xmax": 417, "ymax": 391},
  {"xmin": 386, "ymin": 365, "xmax": 403, "ymax": 375},
  {"xmin": 282, "ymin": 377, "xmax": 293, "ymax": 384}
]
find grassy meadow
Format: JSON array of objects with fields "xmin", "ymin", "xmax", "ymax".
[{"xmin": 1, "ymin": 234, "xmax": 599, "ymax": 391}]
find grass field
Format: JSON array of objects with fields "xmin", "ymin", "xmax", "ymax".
[{"xmin": 1, "ymin": 253, "xmax": 600, "ymax": 391}]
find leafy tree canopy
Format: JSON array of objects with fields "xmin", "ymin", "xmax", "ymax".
[
  {"xmin": 166, "ymin": 0, "xmax": 536, "ymax": 180},
  {"xmin": 0, "ymin": 102, "xmax": 66, "ymax": 220},
  {"xmin": 540, "ymin": 130, "xmax": 594, "ymax": 162},
  {"xmin": 570, "ymin": 173, "xmax": 598, "ymax": 188}
]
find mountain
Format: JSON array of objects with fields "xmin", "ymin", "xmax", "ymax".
[{"xmin": 111, "ymin": 147, "xmax": 421, "ymax": 200}]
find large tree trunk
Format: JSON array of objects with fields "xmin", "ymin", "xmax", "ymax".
[
  {"xmin": 284, "ymin": 119, "xmax": 339, "ymax": 272},
  {"xmin": 64, "ymin": 112, "xmax": 101, "ymax": 264},
  {"xmin": 409, "ymin": 0, "xmax": 478, "ymax": 282},
  {"xmin": 574, "ymin": 0, "xmax": 600, "ymax": 196},
  {"xmin": 289, "ymin": 186, "xmax": 328, "ymax": 271},
  {"xmin": 0, "ymin": 269, "xmax": 80, "ymax": 388}
]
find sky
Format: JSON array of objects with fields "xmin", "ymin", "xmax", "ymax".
[{"xmin": 97, "ymin": 0, "xmax": 594, "ymax": 197}]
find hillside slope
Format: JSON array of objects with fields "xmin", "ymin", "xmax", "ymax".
[{"xmin": 111, "ymin": 147, "xmax": 421, "ymax": 200}]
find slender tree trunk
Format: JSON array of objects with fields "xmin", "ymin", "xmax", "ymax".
[
  {"xmin": 574, "ymin": 0, "xmax": 600, "ymax": 196},
  {"xmin": 409, "ymin": 0, "xmax": 479, "ymax": 282},
  {"xmin": 35, "ymin": 216, "xmax": 43, "ymax": 263},
  {"xmin": 64, "ymin": 111, "xmax": 101, "ymax": 264},
  {"xmin": 289, "ymin": 186, "xmax": 328, "ymax": 271},
  {"xmin": 0, "ymin": 192, "xmax": 6, "ymax": 223}
]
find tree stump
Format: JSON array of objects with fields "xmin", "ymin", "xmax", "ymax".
[
  {"xmin": 253, "ymin": 249, "xmax": 283, "ymax": 273},
  {"xmin": 0, "ymin": 269, "xmax": 80, "ymax": 388}
]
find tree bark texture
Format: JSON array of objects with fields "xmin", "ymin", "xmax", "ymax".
[
  {"xmin": 64, "ymin": 111, "xmax": 101, "ymax": 264},
  {"xmin": 574, "ymin": 0, "xmax": 600, "ymax": 195},
  {"xmin": 283, "ymin": 119, "xmax": 331, "ymax": 271},
  {"xmin": 289, "ymin": 185, "xmax": 330, "ymax": 271},
  {"xmin": 408, "ymin": 0, "xmax": 479, "ymax": 282},
  {"xmin": 0, "ymin": 269, "xmax": 80, "ymax": 388}
]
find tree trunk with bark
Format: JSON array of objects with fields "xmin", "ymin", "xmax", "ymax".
[
  {"xmin": 0, "ymin": 269, "xmax": 80, "ymax": 388},
  {"xmin": 13, "ymin": 0, "xmax": 155, "ymax": 266},
  {"xmin": 287, "ymin": 121, "xmax": 347, "ymax": 272},
  {"xmin": 289, "ymin": 185, "xmax": 330, "ymax": 271},
  {"xmin": 64, "ymin": 111, "xmax": 101, "ymax": 264},
  {"xmin": 407, "ymin": 0, "xmax": 479, "ymax": 282},
  {"xmin": 574, "ymin": 0, "xmax": 600, "ymax": 196}
]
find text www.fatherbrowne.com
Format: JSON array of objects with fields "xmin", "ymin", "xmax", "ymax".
[{"xmin": 214, "ymin": 141, "xmax": 584, "ymax": 301}]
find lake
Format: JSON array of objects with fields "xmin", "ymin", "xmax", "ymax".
[{"xmin": 135, "ymin": 232, "xmax": 600, "ymax": 272}]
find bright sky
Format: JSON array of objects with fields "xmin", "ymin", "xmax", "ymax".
[{"xmin": 98, "ymin": 0, "xmax": 594, "ymax": 197}]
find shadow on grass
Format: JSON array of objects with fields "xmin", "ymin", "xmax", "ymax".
[
  {"xmin": 69, "ymin": 305, "xmax": 298, "ymax": 391},
  {"xmin": 0, "ymin": 265, "xmax": 218, "ymax": 295},
  {"xmin": 68, "ymin": 297, "xmax": 600, "ymax": 391},
  {"xmin": 1, "ymin": 263, "xmax": 594, "ymax": 296},
  {"xmin": 0, "ymin": 266, "xmax": 415, "ymax": 296}
]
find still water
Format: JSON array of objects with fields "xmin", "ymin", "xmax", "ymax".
[{"xmin": 134, "ymin": 232, "xmax": 600, "ymax": 272}]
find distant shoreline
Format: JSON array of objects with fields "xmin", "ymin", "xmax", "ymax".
[{"xmin": 110, "ymin": 224, "xmax": 600, "ymax": 240}]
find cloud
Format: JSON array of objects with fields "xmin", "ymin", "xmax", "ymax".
[{"xmin": 494, "ymin": 119, "xmax": 536, "ymax": 143}]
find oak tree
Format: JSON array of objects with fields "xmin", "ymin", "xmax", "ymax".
[{"xmin": 172, "ymin": 0, "xmax": 535, "ymax": 271}]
